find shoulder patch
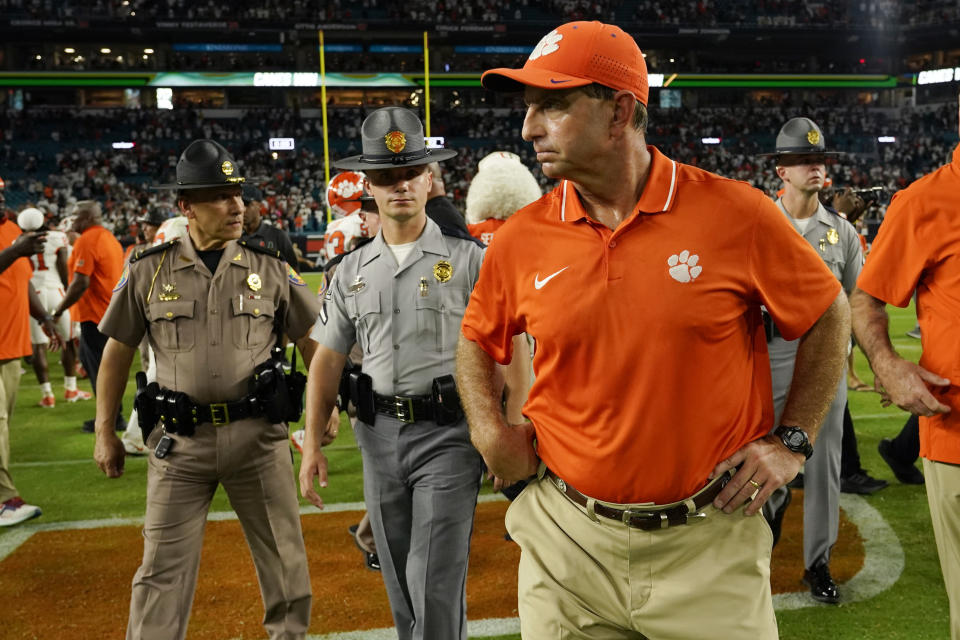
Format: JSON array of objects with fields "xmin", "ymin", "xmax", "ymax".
[
  {"xmin": 287, "ymin": 264, "xmax": 307, "ymax": 286},
  {"xmin": 113, "ymin": 264, "xmax": 130, "ymax": 292},
  {"xmin": 239, "ymin": 239, "xmax": 282, "ymax": 260},
  {"xmin": 317, "ymin": 271, "xmax": 328, "ymax": 299},
  {"xmin": 130, "ymin": 239, "xmax": 179, "ymax": 263}
]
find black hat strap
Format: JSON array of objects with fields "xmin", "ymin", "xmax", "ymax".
[{"xmin": 358, "ymin": 149, "xmax": 433, "ymax": 165}]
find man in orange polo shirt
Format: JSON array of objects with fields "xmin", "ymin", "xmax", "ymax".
[
  {"xmin": 53, "ymin": 200, "xmax": 123, "ymax": 432},
  {"xmin": 456, "ymin": 21, "xmax": 850, "ymax": 638},
  {"xmin": 851, "ymin": 96, "xmax": 960, "ymax": 639}
]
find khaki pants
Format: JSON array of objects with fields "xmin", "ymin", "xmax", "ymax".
[
  {"xmin": 0, "ymin": 359, "xmax": 23, "ymax": 503},
  {"xmin": 923, "ymin": 458, "xmax": 960, "ymax": 640},
  {"xmin": 506, "ymin": 475, "xmax": 778, "ymax": 639},
  {"xmin": 126, "ymin": 418, "xmax": 311, "ymax": 640}
]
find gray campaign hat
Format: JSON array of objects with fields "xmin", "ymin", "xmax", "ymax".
[
  {"xmin": 333, "ymin": 107, "xmax": 457, "ymax": 171},
  {"xmin": 137, "ymin": 208, "xmax": 170, "ymax": 226},
  {"xmin": 152, "ymin": 139, "xmax": 246, "ymax": 190},
  {"xmin": 760, "ymin": 117, "xmax": 844, "ymax": 158}
]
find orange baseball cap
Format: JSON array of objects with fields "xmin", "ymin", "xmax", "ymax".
[{"xmin": 481, "ymin": 21, "xmax": 648, "ymax": 106}]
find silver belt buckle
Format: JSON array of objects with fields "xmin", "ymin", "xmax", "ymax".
[{"xmin": 394, "ymin": 397, "xmax": 415, "ymax": 423}]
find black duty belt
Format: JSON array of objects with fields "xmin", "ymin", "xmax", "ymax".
[
  {"xmin": 373, "ymin": 393, "xmax": 435, "ymax": 424},
  {"xmin": 189, "ymin": 397, "xmax": 262, "ymax": 427},
  {"xmin": 545, "ymin": 469, "xmax": 730, "ymax": 531}
]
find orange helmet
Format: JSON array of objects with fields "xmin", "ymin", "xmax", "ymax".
[{"xmin": 326, "ymin": 171, "xmax": 365, "ymax": 218}]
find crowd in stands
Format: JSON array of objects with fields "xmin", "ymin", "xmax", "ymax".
[
  {"xmin": 2, "ymin": 100, "xmax": 957, "ymax": 247},
  {"xmin": 2, "ymin": 0, "xmax": 960, "ymax": 26}
]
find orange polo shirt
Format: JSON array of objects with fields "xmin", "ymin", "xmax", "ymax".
[
  {"xmin": 462, "ymin": 146, "xmax": 840, "ymax": 504},
  {"xmin": 468, "ymin": 218, "xmax": 506, "ymax": 246},
  {"xmin": 70, "ymin": 224, "xmax": 123, "ymax": 324},
  {"xmin": 0, "ymin": 219, "xmax": 33, "ymax": 360},
  {"xmin": 857, "ymin": 143, "xmax": 960, "ymax": 464}
]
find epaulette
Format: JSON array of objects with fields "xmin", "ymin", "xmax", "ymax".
[
  {"xmin": 323, "ymin": 237, "xmax": 374, "ymax": 275},
  {"xmin": 438, "ymin": 223, "xmax": 485, "ymax": 248},
  {"xmin": 238, "ymin": 239, "xmax": 283, "ymax": 260},
  {"xmin": 130, "ymin": 239, "xmax": 179, "ymax": 263}
]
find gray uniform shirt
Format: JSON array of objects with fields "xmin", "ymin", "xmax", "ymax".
[
  {"xmin": 312, "ymin": 217, "xmax": 484, "ymax": 396},
  {"xmin": 775, "ymin": 199, "xmax": 863, "ymax": 295}
]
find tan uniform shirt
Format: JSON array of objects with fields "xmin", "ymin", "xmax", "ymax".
[
  {"xmin": 100, "ymin": 237, "xmax": 319, "ymax": 404},
  {"xmin": 775, "ymin": 199, "xmax": 863, "ymax": 295}
]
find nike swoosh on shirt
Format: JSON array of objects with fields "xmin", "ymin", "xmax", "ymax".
[
  {"xmin": 549, "ymin": 78, "xmax": 572, "ymax": 84},
  {"xmin": 534, "ymin": 267, "xmax": 569, "ymax": 290}
]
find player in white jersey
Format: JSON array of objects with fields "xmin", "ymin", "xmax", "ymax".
[
  {"xmin": 151, "ymin": 214, "xmax": 189, "ymax": 245},
  {"xmin": 22, "ymin": 221, "xmax": 90, "ymax": 408},
  {"xmin": 321, "ymin": 171, "xmax": 369, "ymax": 264}
]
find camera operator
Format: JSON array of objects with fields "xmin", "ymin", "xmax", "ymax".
[{"xmin": 92, "ymin": 139, "xmax": 319, "ymax": 640}]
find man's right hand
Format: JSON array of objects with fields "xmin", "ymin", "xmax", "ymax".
[
  {"xmin": 298, "ymin": 447, "xmax": 329, "ymax": 509},
  {"xmin": 94, "ymin": 432, "xmax": 126, "ymax": 478},
  {"xmin": 12, "ymin": 231, "xmax": 46, "ymax": 257},
  {"xmin": 476, "ymin": 420, "xmax": 538, "ymax": 488},
  {"xmin": 874, "ymin": 354, "xmax": 951, "ymax": 416}
]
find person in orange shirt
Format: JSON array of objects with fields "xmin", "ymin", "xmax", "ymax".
[
  {"xmin": 851, "ymin": 94, "xmax": 960, "ymax": 640},
  {"xmin": 456, "ymin": 21, "xmax": 850, "ymax": 638},
  {"xmin": 0, "ymin": 199, "xmax": 61, "ymax": 526},
  {"xmin": 53, "ymin": 200, "xmax": 124, "ymax": 433}
]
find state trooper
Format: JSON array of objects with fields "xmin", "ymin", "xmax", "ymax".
[
  {"xmin": 299, "ymin": 107, "xmax": 486, "ymax": 640},
  {"xmin": 93, "ymin": 139, "xmax": 318, "ymax": 640},
  {"xmin": 759, "ymin": 117, "xmax": 863, "ymax": 604}
]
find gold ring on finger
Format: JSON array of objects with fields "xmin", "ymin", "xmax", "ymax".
[{"xmin": 748, "ymin": 479, "xmax": 762, "ymax": 489}]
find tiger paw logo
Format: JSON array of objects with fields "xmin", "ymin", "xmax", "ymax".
[
  {"xmin": 667, "ymin": 250, "xmax": 702, "ymax": 283},
  {"xmin": 529, "ymin": 29, "xmax": 563, "ymax": 60}
]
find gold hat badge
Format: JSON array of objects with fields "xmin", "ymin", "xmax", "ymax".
[
  {"xmin": 385, "ymin": 131, "xmax": 406, "ymax": 154},
  {"xmin": 806, "ymin": 130, "xmax": 821, "ymax": 146},
  {"xmin": 433, "ymin": 260, "xmax": 453, "ymax": 283},
  {"xmin": 221, "ymin": 160, "xmax": 235, "ymax": 176}
]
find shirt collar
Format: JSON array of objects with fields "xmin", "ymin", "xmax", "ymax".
[
  {"xmin": 361, "ymin": 216, "xmax": 448, "ymax": 268},
  {"xmin": 775, "ymin": 197, "xmax": 836, "ymax": 229},
  {"xmin": 558, "ymin": 145, "xmax": 679, "ymax": 223}
]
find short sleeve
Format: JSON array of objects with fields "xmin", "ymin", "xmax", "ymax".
[
  {"xmin": 282, "ymin": 264, "xmax": 320, "ymax": 341},
  {"xmin": 857, "ymin": 191, "xmax": 929, "ymax": 308},
  {"xmin": 71, "ymin": 235, "xmax": 96, "ymax": 277},
  {"xmin": 749, "ymin": 193, "xmax": 841, "ymax": 340},
  {"xmin": 98, "ymin": 263, "xmax": 147, "ymax": 347},
  {"xmin": 460, "ymin": 235, "xmax": 520, "ymax": 365},
  {"xmin": 309, "ymin": 267, "xmax": 356, "ymax": 354}
]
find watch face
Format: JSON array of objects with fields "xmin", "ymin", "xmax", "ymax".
[{"xmin": 786, "ymin": 430, "xmax": 803, "ymax": 447}]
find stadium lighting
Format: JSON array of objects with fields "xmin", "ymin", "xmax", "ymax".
[
  {"xmin": 701, "ymin": 137, "xmax": 722, "ymax": 145},
  {"xmin": 100, "ymin": 48, "xmax": 111, "ymax": 54},
  {"xmin": 878, "ymin": 136, "xmax": 896, "ymax": 143},
  {"xmin": 425, "ymin": 137, "xmax": 445, "ymax": 149},
  {"xmin": 35, "ymin": 55, "xmax": 42, "ymax": 60},
  {"xmin": 64, "ymin": 47, "xmax": 75, "ymax": 54},
  {"xmin": 156, "ymin": 87, "xmax": 173, "ymax": 110},
  {"xmin": 112, "ymin": 142, "xmax": 136, "ymax": 149},
  {"xmin": 142, "ymin": 55, "xmax": 148, "ymax": 60},
  {"xmin": 144, "ymin": 48, "xmax": 154, "ymax": 54}
]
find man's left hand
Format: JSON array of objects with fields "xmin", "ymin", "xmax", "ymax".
[
  {"xmin": 41, "ymin": 317, "xmax": 63, "ymax": 351},
  {"xmin": 709, "ymin": 435, "xmax": 805, "ymax": 516}
]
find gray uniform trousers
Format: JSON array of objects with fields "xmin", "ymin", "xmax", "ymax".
[
  {"xmin": 354, "ymin": 413, "xmax": 484, "ymax": 640},
  {"xmin": 767, "ymin": 335, "xmax": 846, "ymax": 569},
  {"xmin": 127, "ymin": 419, "xmax": 311, "ymax": 640}
]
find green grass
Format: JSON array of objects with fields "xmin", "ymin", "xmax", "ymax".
[{"xmin": 2, "ymin": 281, "xmax": 945, "ymax": 639}]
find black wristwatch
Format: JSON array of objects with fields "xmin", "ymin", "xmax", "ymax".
[{"xmin": 774, "ymin": 425, "xmax": 814, "ymax": 460}]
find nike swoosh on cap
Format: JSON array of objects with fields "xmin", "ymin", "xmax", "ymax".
[
  {"xmin": 534, "ymin": 267, "xmax": 569, "ymax": 290},
  {"xmin": 549, "ymin": 78, "xmax": 572, "ymax": 84}
]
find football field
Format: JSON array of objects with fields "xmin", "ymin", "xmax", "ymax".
[{"xmin": 0, "ymin": 272, "xmax": 945, "ymax": 639}]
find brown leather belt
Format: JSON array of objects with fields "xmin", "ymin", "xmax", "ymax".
[{"xmin": 545, "ymin": 469, "xmax": 730, "ymax": 531}]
